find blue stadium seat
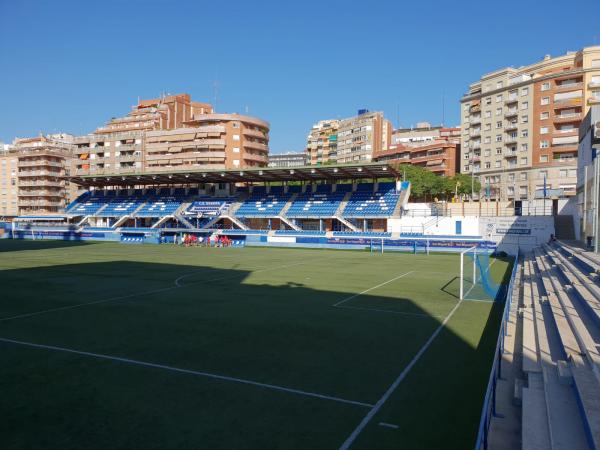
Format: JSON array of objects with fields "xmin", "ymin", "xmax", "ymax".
[
  {"xmin": 286, "ymin": 191, "xmax": 345, "ymax": 218},
  {"xmin": 235, "ymin": 193, "xmax": 291, "ymax": 217}
]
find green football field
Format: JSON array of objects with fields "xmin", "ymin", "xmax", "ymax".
[{"xmin": 0, "ymin": 240, "xmax": 511, "ymax": 450}]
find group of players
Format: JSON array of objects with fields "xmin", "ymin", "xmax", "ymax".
[{"xmin": 176, "ymin": 233, "xmax": 232, "ymax": 247}]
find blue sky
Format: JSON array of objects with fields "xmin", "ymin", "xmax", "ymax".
[{"xmin": 0, "ymin": 0, "xmax": 598, "ymax": 153}]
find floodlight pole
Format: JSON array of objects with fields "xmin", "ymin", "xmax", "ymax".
[{"xmin": 460, "ymin": 251, "xmax": 464, "ymax": 300}]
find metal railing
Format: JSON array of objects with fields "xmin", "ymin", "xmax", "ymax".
[{"xmin": 474, "ymin": 251, "xmax": 520, "ymax": 450}]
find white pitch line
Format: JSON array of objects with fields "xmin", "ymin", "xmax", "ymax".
[
  {"xmin": 378, "ymin": 422, "xmax": 399, "ymax": 429},
  {"xmin": 332, "ymin": 271, "xmax": 414, "ymax": 307},
  {"xmin": 0, "ymin": 337, "xmax": 373, "ymax": 408},
  {"xmin": 0, "ymin": 259, "xmax": 319, "ymax": 323},
  {"xmin": 338, "ymin": 298, "xmax": 463, "ymax": 450}
]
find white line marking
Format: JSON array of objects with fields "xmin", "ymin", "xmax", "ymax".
[
  {"xmin": 338, "ymin": 299, "xmax": 463, "ymax": 450},
  {"xmin": 332, "ymin": 271, "xmax": 414, "ymax": 307},
  {"xmin": 378, "ymin": 422, "xmax": 399, "ymax": 429},
  {"xmin": 336, "ymin": 305, "xmax": 443, "ymax": 319},
  {"xmin": 0, "ymin": 337, "xmax": 373, "ymax": 408},
  {"xmin": 0, "ymin": 259, "xmax": 320, "ymax": 323}
]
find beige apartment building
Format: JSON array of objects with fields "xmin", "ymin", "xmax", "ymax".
[
  {"xmin": 0, "ymin": 135, "xmax": 77, "ymax": 217},
  {"xmin": 306, "ymin": 120, "xmax": 340, "ymax": 165},
  {"xmin": 461, "ymin": 46, "xmax": 600, "ymax": 200},
  {"xmin": 72, "ymin": 94, "xmax": 269, "ymax": 176},
  {"xmin": 334, "ymin": 110, "xmax": 392, "ymax": 164}
]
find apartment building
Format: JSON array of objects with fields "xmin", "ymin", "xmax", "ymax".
[
  {"xmin": 306, "ymin": 120, "xmax": 339, "ymax": 165},
  {"xmin": 6, "ymin": 135, "xmax": 77, "ymax": 216},
  {"xmin": 268, "ymin": 151, "xmax": 307, "ymax": 168},
  {"xmin": 461, "ymin": 46, "xmax": 600, "ymax": 200},
  {"xmin": 72, "ymin": 94, "xmax": 270, "ymax": 176},
  {"xmin": 392, "ymin": 122, "xmax": 460, "ymax": 146},
  {"xmin": 373, "ymin": 127, "xmax": 461, "ymax": 177},
  {"xmin": 335, "ymin": 110, "xmax": 392, "ymax": 164}
]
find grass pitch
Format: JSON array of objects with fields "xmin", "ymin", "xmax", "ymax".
[{"xmin": 0, "ymin": 240, "xmax": 511, "ymax": 450}]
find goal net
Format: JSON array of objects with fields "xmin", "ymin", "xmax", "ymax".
[{"xmin": 459, "ymin": 245, "xmax": 501, "ymax": 301}]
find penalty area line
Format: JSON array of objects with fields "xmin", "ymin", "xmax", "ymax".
[
  {"xmin": 0, "ymin": 336, "xmax": 373, "ymax": 409},
  {"xmin": 332, "ymin": 271, "xmax": 415, "ymax": 308},
  {"xmin": 338, "ymin": 298, "xmax": 463, "ymax": 450}
]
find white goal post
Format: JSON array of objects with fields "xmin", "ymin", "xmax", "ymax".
[{"xmin": 459, "ymin": 245, "xmax": 478, "ymax": 300}]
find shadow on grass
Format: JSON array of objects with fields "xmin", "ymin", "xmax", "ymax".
[
  {"xmin": 0, "ymin": 239, "xmax": 98, "ymax": 253},
  {"xmin": 0, "ymin": 253, "xmax": 513, "ymax": 450}
]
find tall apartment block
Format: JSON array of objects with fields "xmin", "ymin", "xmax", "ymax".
[
  {"xmin": 0, "ymin": 135, "xmax": 77, "ymax": 216},
  {"xmin": 461, "ymin": 46, "xmax": 600, "ymax": 200},
  {"xmin": 306, "ymin": 120, "xmax": 340, "ymax": 165},
  {"xmin": 72, "ymin": 93, "xmax": 270, "ymax": 176},
  {"xmin": 336, "ymin": 110, "xmax": 392, "ymax": 164}
]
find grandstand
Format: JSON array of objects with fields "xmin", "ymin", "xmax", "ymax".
[{"xmin": 479, "ymin": 241, "xmax": 600, "ymax": 450}]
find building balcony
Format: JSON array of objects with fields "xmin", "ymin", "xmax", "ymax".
[
  {"xmin": 553, "ymin": 97, "xmax": 583, "ymax": 108},
  {"xmin": 504, "ymin": 110, "xmax": 518, "ymax": 118},
  {"xmin": 589, "ymin": 81, "xmax": 600, "ymax": 89},
  {"xmin": 555, "ymin": 82, "xmax": 583, "ymax": 92},
  {"xmin": 243, "ymin": 153, "xmax": 268, "ymax": 164},
  {"xmin": 470, "ymin": 130, "xmax": 481, "ymax": 138},
  {"xmin": 243, "ymin": 141, "xmax": 268, "ymax": 152},
  {"xmin": 505, "ymin": 122, "xmax": 518, "ymax": 131},
  {"xmin": 470, "ymin": 142, "xmax": 481, "ymax": 150},
  {"xmin": 552, "ymin": 129, "xmax": 578, "ymax": 138},
  {"xmin": 18, "ymin": 170, "xmax": 63, "ymax": 177},
  {"xmin": 18, "ymin": 180, "xmax": 65, "ymax": 188},
  {"xmin": 504, "ymin": 137, "xmax": 518, "ymax": 145},
  {"xmin": 552, "ymin": 144, "xmax": 578, "ymax": 153},
  {"xmin": 504, "ymin": 97, "xmax": 518, "ymax": 105},
  {"xmin": 504, "ymin": 151, "xmax": 518, "ymax": 158},
  {"xmin": 242, "ymin": 128, "xmax": 267, "ymax": 139},
  {"xmin": 589, "ymin": 97, "xmax": 600, "ymax": 105},
  {"xmin": 470, "ymin": 117, "xmax": 481, "ymax": 125},
  {"xmin": 553, "ymin": 113, "xmax": 582, "ymax": 123},
  {"xmin": 18, "ymin": 160, "xmax": 63, "ymax": 168},
  {"xmin": 18, "ymin": 199, "xmax": 64, "ymax": 207},
  {"xmin": 18, "ymin": 190, "xmax": 63, "ymax": 197}
]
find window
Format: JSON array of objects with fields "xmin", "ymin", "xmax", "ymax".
[
  {"xmin": 541, "ymin": 82, "xmax": 550, "ymax": 91},
  {"xmin": 521, "ymin": 101, "xmax": 528, "ymax": 110},
  {"xmin": 484, "ymin": 110, "xmax": 491, "ymax": 118},
  {"xmin": 540, "ymin": 112, "xmax": 549, "ymax": 120},
  {"xmin": 559, "ymin": 169, "xmax": 568, "ymax": 177},
  {"xmin": 540, "ymin": 126, "xmax": 549, "ymax": 134},
  {"xmin": 496, "ymin": 108, "xmax": 502, "ymax": 116},
  {"xmin": 592, "ymin": 59, "xmax": 600, "ymax": 68},
  {"xmin": 496, "ymin": 121, "xmax": 502, "ymax": 129},
  {"xmin": 519, "ymin": 186, "xmax": 527, "ymax": 196},
  {"xmin": 520, "ymin": 172, "xmax": 528, "ymax": 181},
  {"xmin": 540, "ymin": 155, "xmax": 548, "ymax": 163},
  {"xmin": 485, "ymin": 123, "xmax": 491, "ymax": 131},
  {"xmin": 484, "ymin": 136, "xmax": 491, "ymax": 144},
  {"xmin": 485, "ymin": 162, "xmax": 491, "ymax": 169},
  {"xmin": 540, "ymin": 140, "xmax": 549, "ymax": 148},
  {"xmin": 541, "ymin": 97, "xmax": 550, "ymax": 105},
  {"xmin": 496, "ymin": 148, "xmax": 502, "ymax": 155},
  {"xmin": 496, "ymin": 81, "xmax": 503, "ymax": 89},
  {"xmin": 520, "ymin": 157, "xmax": 528, "ymax": 165},
  {"xmin": 233, "ymin": 147, "xmax": 240, "ymax": 153},
  {"xmin": 232, "ymin": 122, "xmax": 240, "ymax": 128},
  {"xmin": 464, "ymin": 165, "xmax": 470, "ymax": 171},
  {"xmin": 507, "ymin": 186, "xmax": 515, "ymax": 196},
  {"xmin": 484, "ymin": 149, "xmax": 491, "ymax": 157},
  {"xmin": 233, "ymin": 134, "xmax": 240, "ymax": 141},
  {"xmin": 233, "ymin": 159, "xmax": 240, "ymax": 167},
  {"xmin": 496, "ymin": 134, "xmax": 502, "ymax": 142},
  {"xmin": 521, "ymin": 87, "xmax": 529, "ymax": 96},
  {"xmin": 521, "ymin": 115, "xmax": 529, "ymax": 123},
  {"xmin": 521, "ymin": 143, "xmax": 528, "ymax": 151},
  {"xmin": 508, "ymin": 173, "xmax": 515, "ymax": 182},
  {"xmin": 496, "ymin": 94, "xmax": 503, "ymax": 103},
  {"xmin": 569, "ymin": 169, "xmax": 577, "ymax": 177},
  {"xmin": 521, "ymin": 129, "xmax": 528, "ymax": 138},
  {"xmin": 485, "ymin": 97, "xmax": 492, "ymax": 105},
  {"xmin": 495, "ymin": 160, "xmax": 501, "ymax": 168}
]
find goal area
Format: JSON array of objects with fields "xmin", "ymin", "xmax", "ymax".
[{"xmin": 460, "ymin": 245, "xmax": 502, "ymax": 301}]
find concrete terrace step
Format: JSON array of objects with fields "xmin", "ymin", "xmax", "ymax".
[{"xmin": 522, "ymin": 372, "xmax": 552, "ymax": 450}]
